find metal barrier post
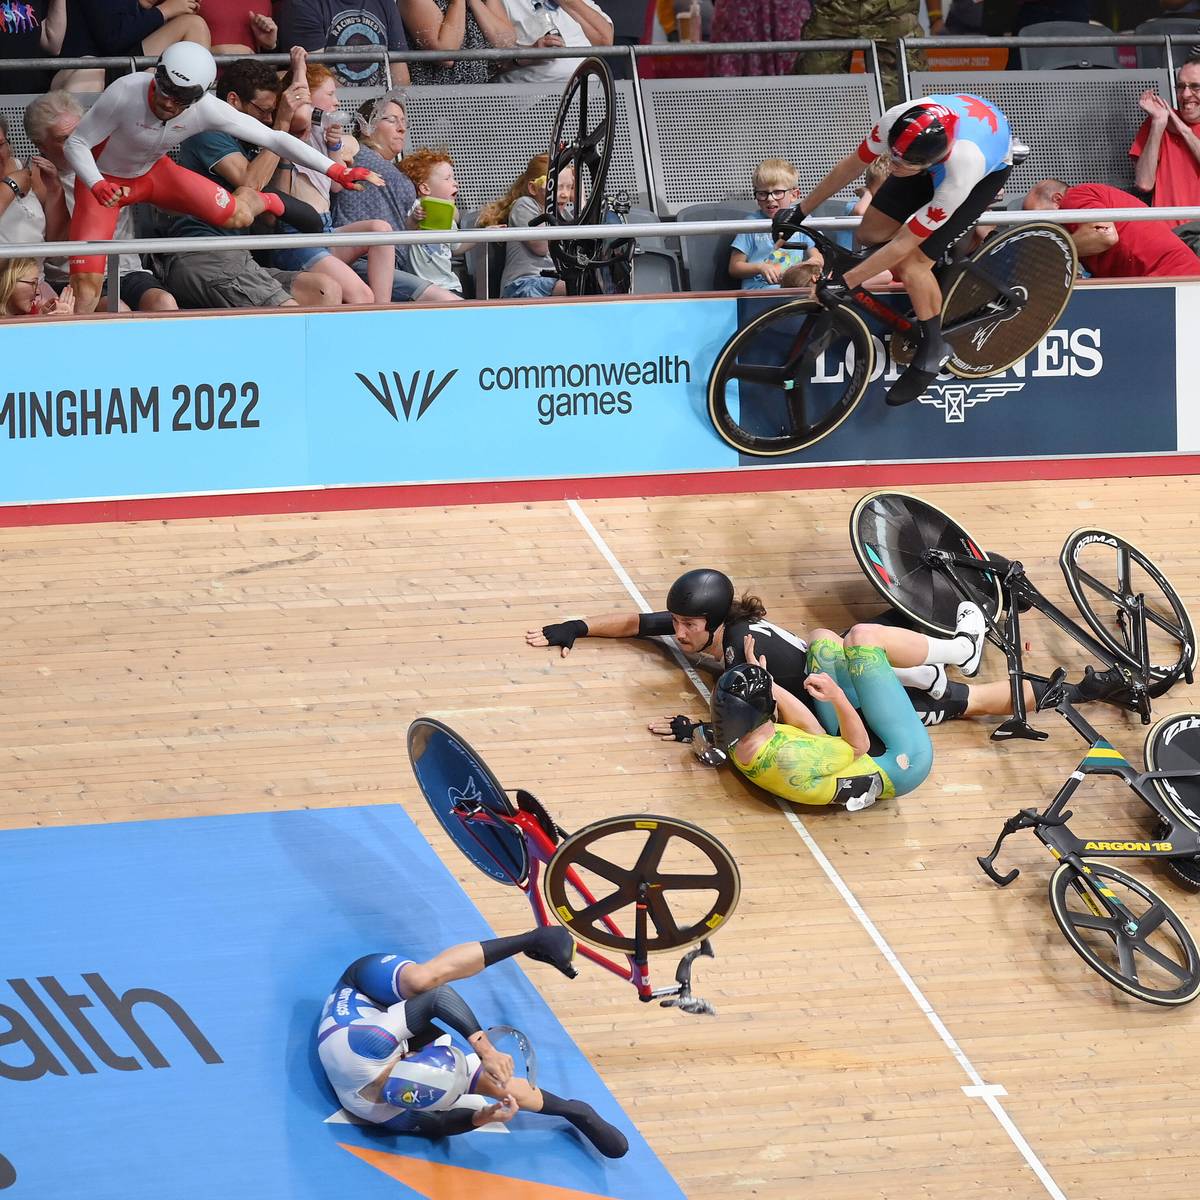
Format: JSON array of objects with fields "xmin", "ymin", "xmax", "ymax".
[
  {"xmin": 625, "ymin": 45, "xmax": 660, "ymax": 215},
  {"xmin": 106, "ymin": 254, "xmax": 120, "ymax": 314}
]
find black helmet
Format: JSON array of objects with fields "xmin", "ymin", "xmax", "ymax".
[
  {"xmin": 710, "ymin": 664, "xmax": 774, "ymax": 750},
  {"xmin": 887, "ymin": 103, "xmax": 955, "ymax": 167},
  {"xmin": 666, "ymin": 569, "xmax": 734, "ymax": 632}
]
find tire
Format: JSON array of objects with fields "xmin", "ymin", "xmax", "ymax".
[
  {"xmin": 942, "ymin": 222, "xmax": 1077, "ymax": 379},
  {"xmin": 542, "ymin": 813, "xmax": 741, "ymax": 955},
  {"xmin": 707, "ymin": 298, "xmax": 874, "ymax": 456},
  {"xmin": 407, "ymin": 717, "xmax": 530, "ymax": 887},
  {"xmin": 1048, "ymin": 858, "xmax": 1200, "ymax": 1006},
  {"xmin": 850, "ymin": 490, "xmax": 1002, "ymax": 635},
  {"xmin": 1145, "ymin": 713, "xmax": 1200, "ymax": 835},
  {"xmin": 1060, "ymin": 528, "xmax": 1196, "ymax": 697}
]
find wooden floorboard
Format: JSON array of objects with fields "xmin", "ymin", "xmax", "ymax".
[{"xmin": 3, "ymin": 475, "xmax": 1200, "ymax": 1198}]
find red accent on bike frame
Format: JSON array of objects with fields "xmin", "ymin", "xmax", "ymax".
[
  {"xmin": 851, "ymin": 287, "xmax": 914, "ymax": 333},
  {"xmin": 460, "ymin": 807, "xmax": 643, "ymax": 990}
]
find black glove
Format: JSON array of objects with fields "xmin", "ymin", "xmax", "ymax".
[
  {"xmin": 667, "ymin": 715, "xmax": 703, "ymax": 743},
  {"xmin": 815, "ymin": 277, "xmax": 853, "ymax": 309},
  {"xmin": 770, "ymin": 204, "xmax": 807, "ymax": 245},
  {"xmin": 541, "ymin": 619, "xmax": 588, "ymax": 650}
]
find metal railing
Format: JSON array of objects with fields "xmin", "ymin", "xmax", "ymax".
[{"xmin": 3, "ymin": 206, "xmax": 1199, "ymax": 316}]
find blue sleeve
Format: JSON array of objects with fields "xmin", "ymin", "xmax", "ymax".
[
  {"xmin": 730, "ymin": 231, "xmax": 755, "ymax": 255},
  {"xmin": 69, "ymin": 0, "xmax": 165, "ymax": 54}
]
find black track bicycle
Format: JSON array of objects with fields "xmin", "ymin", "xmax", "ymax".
[
  {"xmin": 707, "ymin": 216, "xmax": 1078, "ymax": 456},
  {"xmin": 849, "ymin": 491, "xmax": 1196, "ymax": 740},
  {"xmin": 978, "ymin": 676, "xmax": 1200, "ymax": 1005}
]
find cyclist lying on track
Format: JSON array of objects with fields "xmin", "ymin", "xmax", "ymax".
[
  {"xmin": 528, "ymin": 569, "xmax": 1042, "ymax": 743},
  {"xmin": 774, "ymin": 93, "xmax": 1013, "ymax": 407},
  {"xmin": 318, "ymin": 925, "xmax": 628, "ymax": 1156},
  {"xmin": 711, "ymin": 627, "xmax": 937, "ymax": 810}
]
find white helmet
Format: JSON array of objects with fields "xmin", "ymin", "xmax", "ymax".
[
  {"xmin": 154, "ymin": 42, "xmax": 216, "ymax": 105},
  {"xmin": 380, "ymin": 1044, "xmax": 470, "ymax": 1112}
]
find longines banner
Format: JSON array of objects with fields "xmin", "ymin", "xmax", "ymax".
[{"xmin": 0, "ymin": 285, "xmax": 1189, "ymax": 506}]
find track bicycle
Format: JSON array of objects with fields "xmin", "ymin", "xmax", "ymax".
[
  {"xmin": 977, "ymin": 673, "xmax": 1200, "ymax": 1005},
  {"xmin": 538, "ymin": 58, "xmax": 635, "ymax": 297},
  {"xmin": 850, "ymin": 491, "xmax": 1196, "ymax": 740},
  {"xmin": 407, "ymin": 717, "xmax": 741, "ymax": 1015},
  {"xmin": 706, "ymin": 213, "xmax": 1078, "ymax": 456}
]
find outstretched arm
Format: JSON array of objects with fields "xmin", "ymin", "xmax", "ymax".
[
  {"xmin": 799, "ymin": 151, "xmax": 867, "ymax": 218},
  {"xmin": 201, "ymin": 96, "xmax": 336, "ymax": 175}
]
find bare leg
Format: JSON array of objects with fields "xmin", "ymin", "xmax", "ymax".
[
  {"xmin": 398, "ymin": 942, "xmax": 486, "ymax": 995},
  {"xmin": 309, "ymin": 255, "xmax": 374, "ymax": 304},
  {"xmin": 290, "ymin": 271, "xmax": 343, "ymax": 307},
  {"xmin": 964, "ymin": 679, "xmax": 1036, "ymax": 718},
  {"xmin": 843, "ymin": 621, "xmax": 933, "ymax": 667},
  {"xmin": 141, "ymin": 14, "xmax": 212, "ymax": 52},
  {"xmin": 71, "ymin": 271, "xmax": 105, "ymax": 315},
  {"xmin": 892, "ymin": 249, "xmax": 943, "ymax": 322},
  {"xmin": 331, "ymin": 220, "xmax": 392, "ymax": 304}
]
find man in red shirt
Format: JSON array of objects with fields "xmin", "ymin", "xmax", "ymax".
[
  {"xmin": 1023, "ymin": 179, "xmax": 1200, "ymax": 278},
  {"xmin": 1131, "ymin": 55, "xmax": 1200, "ymax": 253}
]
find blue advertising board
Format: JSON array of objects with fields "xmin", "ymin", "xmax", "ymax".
[{"xmin": 0, "ymin": 284, "xmax": 1187, "ymax": 508}]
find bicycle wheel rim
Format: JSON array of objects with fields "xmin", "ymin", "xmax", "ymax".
[
  {"xmin": 850, "ymin": 490, "xmax": 1001, "ymax": 635},
  {"xmin": 943, "ymin": 223, "xmax": 1077, "ymax": 379},
  {"xmin": 542, "ymin": 813, "xmax": 740, "ymax": 955},
  {"xmin": 408, "ymin": 717, "xmax": 529, "ymax": 887},
  {"xmin": 1145, "ymin": 711, "xmax": 1200, "ymax": 832},
  {"xmin": 547, "ymin": 57, "xmax": 614, "ymax": 230},
  {"xmin": 1049, "ymin": 859, "xmax": 1200, "ymax": 1005},
  {"xmin": 707, "ymin": 300, "xmax": 873, "ymax": 456},
  {"xmin": 1060, "ymin": 528, "xmax": 1197, "ymax": 694}
]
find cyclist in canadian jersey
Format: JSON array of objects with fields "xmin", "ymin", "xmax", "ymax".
[
  {"xmin": 63, "ymin": 42, "xmax": 382, "ymax": 313},
  {"xmin": 776, "ymin": 94, "xmax": 1014, "ymax": 407}
]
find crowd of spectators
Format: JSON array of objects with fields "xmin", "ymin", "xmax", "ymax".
[{"xmin": 0, "ymin": 0, "xmax": 1198, "ymax": 316}]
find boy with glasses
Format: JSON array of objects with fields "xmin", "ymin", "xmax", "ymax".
[
  {"xmin": 728, "ymin": 159, "xmax": 822, "ymax": 290},
  {"xmin": 1131, "ymin": 55, "xmax": 1200, "ymax": 255}
]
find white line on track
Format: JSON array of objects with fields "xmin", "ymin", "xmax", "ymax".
[{"xmin": 566, "ymin": 497, "xmax": 1067, "ymax": 1200}]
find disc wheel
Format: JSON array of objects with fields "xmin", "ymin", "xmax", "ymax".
[
  {"xmin": 1049, "ymin": 859, "xmax": 1200, "ymax": 1006},
  {"xmin": 942, "ymin": 222, "xmax": 1077, "ymax": 378},
  {"xmin": 1146, "ymin": 712, "xmax": 1200, "ymax": 836},
  {"xmin": 542, "ymin": 814, "xmax": 740, "ymax": 955},
  {"xmin": 706, "ymin": 299, "xmax": 874, "ymax": 456},
  {"xmin": 850, "ymin": 490, "xmax": 1001, "ymax": 635},
  {"xmin": 544, "ymin": 56, "xmax": 614, "ymax": 285},
  {"xmin": 408, "ymin": 718, "xmax": 529, "ymax": 887},
  {"xmin": 1060, "ymin": 528, "xmax": 1196, "ymax": 697}
]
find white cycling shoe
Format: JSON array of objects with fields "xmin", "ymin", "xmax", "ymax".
[{"xmin": 954, "ymin": 601, "xmax": 986, "ymax": 678}]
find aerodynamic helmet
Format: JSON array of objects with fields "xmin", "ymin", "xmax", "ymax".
[
  {"xmin": 154, "ymin": 42, "xmax": 217, "ymax": 106},
  {"xmin": 710, "ymin": 664, "xmax": 775, "ymax": 750},
  {"xmin": 666, "ymin": 569, "xmax": 735, "ymax": 632},
  {"xmin": 380, "ymin": 1043, "xmax": 470, "ymax": 1112},
  {"xmin": 887, "ymin": 102, "xmax": 956, "ymax": 167}
]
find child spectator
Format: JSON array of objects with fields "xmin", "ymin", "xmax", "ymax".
[
  {"xmin": 398, "ymin": 148, "xmax": 465, "ymax": 297},
  {"xmin": 729, "ymin": 158, "xmax": 821, "ymax": 290},
  {"xmin": 271, "ymin": 47, "xmax": 394, "ymax": 304},
  {"xmin": 479, "ymin": 155, "xmax": 574, "ymax": 298},
  {"xmin": 0, "ymin": 258, "xmax": 74, "ymax": 317}
]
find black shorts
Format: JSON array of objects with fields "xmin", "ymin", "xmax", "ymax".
[
  {"xmin": 904, "ymin": 680, "xmax": 970, "ymax": 727},
  {"xmin": 118, "ymin": 269, "xmax": 166, "ymax": 311},
  {"xmin": 869, "ymin": 165, "xmax": 1012, "ymax": 263}
]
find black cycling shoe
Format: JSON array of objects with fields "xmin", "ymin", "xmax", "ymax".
[
  {"xmin": 524, "ymin": 926, "xmax": 578, "ymax": 979},
  {"xmin": 886, "ymin": 332, "xmax": 950, "ymax": 407}
]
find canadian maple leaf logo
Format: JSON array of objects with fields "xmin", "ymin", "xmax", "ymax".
[
  {"xmin": 959, "ymin": 95, "xmax": 998, "ymax": 132},
  {"xmin": 927, "ymin": 205, "xmax": 947, "ymax": 222}
]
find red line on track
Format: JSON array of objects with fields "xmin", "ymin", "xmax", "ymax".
[{"xmin": 3, "ymin": 455, "xmax": 1199, "ymax": 528}]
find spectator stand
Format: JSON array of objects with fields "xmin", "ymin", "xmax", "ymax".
[
  {"xmin": 1133, "ymin": 17, "xmax": 1200, "ymax": 68},
  {"xmin": 903, "ymin": 34, "xmax": 1180, "ymax": 194}
]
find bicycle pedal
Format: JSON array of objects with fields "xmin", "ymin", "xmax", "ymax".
[{"xmin": 889, "ymin": 333, "xmax": 917, "ymax": 367}]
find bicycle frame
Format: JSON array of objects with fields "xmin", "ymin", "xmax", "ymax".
[
  {"xmin": 922, "ymin": 547, "xmax": 1161, "ymax": 740},
  {"xmin": 978, "ymin": 694, "xmax": 1200, "ymax": 890},
  {"xmin": 446, "ymin": 794, "xmax": 713, "ymax": 1008},
  {"xmin": 798, "ymin": 225, "xmax": 1030, "ymax": 348}
]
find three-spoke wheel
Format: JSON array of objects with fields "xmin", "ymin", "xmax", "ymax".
[{"xmin": 1049, "ymin": 859, "xmax": 1200, "ymax": 1005}]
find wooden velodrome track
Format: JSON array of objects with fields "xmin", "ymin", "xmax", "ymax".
[{"xmin": 4, "ymin": 473, "xmax": 1199, "ymax": 1199}]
